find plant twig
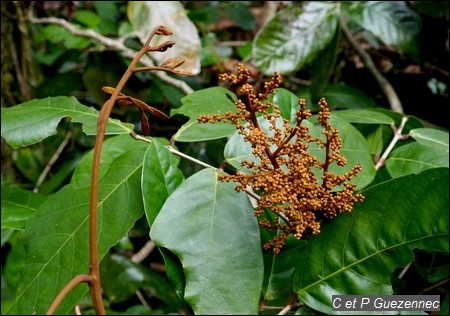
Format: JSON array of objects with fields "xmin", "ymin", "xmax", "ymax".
[
  {"xmin": 27, "ymin": 14, "xmax": 194, "ymax": 95},
  {"xmin": 419, "ymin": 278, "xmax": 449, "ymax": 295},
  {"xmin": 130, "ymin": 132, "xmax": 263, "ymax": 203},
  {"xmin": 33, "ymin": 130, "xmax": 73, "ymax": 193},
  {"xmin": 46, "ymin": 274, "xmax": 92, "ymax": 315},
  {"xmin": 46, "ymin": 25, "xmax": 185, "ymax": 315},
  {"xmin": 375, "ymin": 116, "xmax": 409, "ymax": 170},
  {"xmin": 340, "ymin": 14, "xmax": 404, "ymax": 114},
  {"xmin": 131, "ymin": 240, "xmax": 156, "ymax": 264}
]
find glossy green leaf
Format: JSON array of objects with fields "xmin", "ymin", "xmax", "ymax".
[
  {"xmin": 270, "ymin": 88, "xmax": 301, "ymax": 125},
  {"xmin": 293, "ymin": 168, "xmax": 449, "ymax": 314},
  {"xmin": 141, "ymin": 138, "xmax": 184, "ymax": 225},
  {"xmin": 7, "ymin": 135, "xmax": 148, "ymax": 315},
  {"xmin": 100, "ymin": 254, "xmax": 144, "ymax": 303},
  {"xmin": 224, "ymin": 114, "xmax": 376, "ymax": 190},
  {"xmin": 1, "ymin": 185, "xmax": 47, "ymax": 230},
  {"xmin": 386, "ymin": 143, "xmax": 449, "ymax": 178},
  {"xmin": 1, "ymin": 96, "xmax": 133, "ymax": 149},
  {"xmin": 409, "ymin": 128, "xmax": 449, "ymax": 150},
  {"xmin": 344, "ymin": 1, "xmax": 421, "ymax": 57},
  {"xmin": 310, "ymin": 25, "xmax": 340, "ymax": 101},
  {"xmin": 333, "ymin": 109, "xmax": 395, "ymax": 125},
  {"xmin": 322, "ymin": 84, "xmax": 377, "ymax": 109},
  {"xmin": 365, "ymin": 125, "xmax": 385, "ymax": 156},
  {"xmin": 150, "ymin": 168, "xmax": 263, "ymax": 314},
  {"xmin": 252, "ymin": 2, "xmax": 339, "ymax": 75},
  {"xmin": 127, "ymin": 1, "xmax": 201, "ymax": 75},
  {"xmin": 262, "ymin": 232, "xmax": 307, "ymax": 301},
  {"xmin": 171, "ymin": 87, "xmax": 238, "ymax": 142}
]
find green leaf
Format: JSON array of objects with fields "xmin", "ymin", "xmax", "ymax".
[
  {"xmin": 7, "ymin": 135, "xmax": 148, "ymax": 314},
  {"xmin": 75, "ymin": 10, "xmax": 100, "ymax": 28},
  {"xmin": 365, "ymin": 125, "xmax": 385, "ymax": 156},
  {"xmin": 262, "ymin": 234, "xmax": 307, "ymax": 301},
  {"xmin": 171, "ymin": 87, "xmax": 238, "ymax": 142},
  {"xmin": 322, "ymin": 84, "xmax": 377, "ymax": 109},
  {"xmin": 150, "ymin": 168, "xmax": 263, "ymax": 314},
  {"xmin": 141, "ymin": 138, "xmax": 184, "ymax": 225},
  {"xmin": 224, "ymin": 2, "xmax": 256, "ymax": 30},
  {"xmin": 270, "ymin": 88, "xmax": 301, "ymax": 125},
  {"xmin": 344, "ymin": 1, "xmax": 421, "ymax": 57},
  {"xmin": 127, "ymin": 1, "xmax": 201, "ymax": 75},
  {"xmin": 252, "ymin": 2, "xmax": 339, "ymax": 75},
  {"xmin": 332, "ymin": 109, "xmax": 395, "ymax": 125},
  {"xmin": 1, "ymin": 185, "xmax": 47, "ymax": 230},
  {"xmin": 1, "ymin": 96, "xmax": 133, "ymax": 149},
  {"xmin": 310, "ymin": 26, "xmax": 340, "ymax": 101},
  {"xmin": 293, "ymin": 168, "xmax": 449, "ymax": 314},
  {"xmin": 100, "ymin": 254, "xmax": 144, "ymax": 303},
  {"xmin": 409, "ymin": 128, "xmax": 449, "ymax": 150},
  {"xmin": 386, "ymin": 142, "xmax": 449, "ymax": 178}
]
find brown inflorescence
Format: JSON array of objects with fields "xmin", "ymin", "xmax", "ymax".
[{"xmin": 198, "ymin": 63, "xmax": 364, "ymax": 254}]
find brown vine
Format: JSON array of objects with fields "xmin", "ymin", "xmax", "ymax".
[{"xmin": 46, "ymin": 25, "xmax": 191, "ymax": 315}]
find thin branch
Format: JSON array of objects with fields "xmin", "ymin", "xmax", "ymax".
[
  {"xmin": 278, "ymin": 304, "xmax": 292, "ymax": 315},
  {"xmin": 135, "ymin": 289, "xmax": 152, "ymax": 311},
  {"xmin": 46, "ymin": 274, "xmax": 92, "ymax": 315},
  {"xmin": 398, "ymin": 261, "xmax": 412, "ymax": 279},
  {"xmin": 340, "ymin": 14, "xmax": 404, "ymax": 114},
  {"xmin": 130, "ymin": 132, "xmax": 263, "ymax": 203},
  {"xmin": 27, "ymin": 15, "xmax": 194, "ymax": 95},
  {"xmin": 131, "ymin": 240, "xmax": 156, "ymax": 264},
  {"xmin": 33, "ymin": 130, "xmax": 73, "ymax": 193},
  {"xmin": 375, "ymin": 116, "xmax": 409, "ymax": 170},
  {"xmin": 419, "ymin": 278, "xmax": 449, "ymax": 295}
]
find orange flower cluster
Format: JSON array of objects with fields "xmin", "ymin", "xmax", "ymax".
[{"xmin": 198, "ymin": 63, "xmax": 364, "ymax": 253}]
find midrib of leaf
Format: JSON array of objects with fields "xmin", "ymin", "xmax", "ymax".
[
  {"xmin": 199, "ymin": 172, "xmax": 219, "ymax": 308},
  {"xmin": 12, "ymin": 162, "xmax": 142, "ymax": 308},
  {"xmin": 299, "ymin": 231, "xmax": 446, "ymax": 293},
  {"xmin": 413, "ymin": 135, "xmax": 449, "ymax": 149},
  {"xmin": 389, "ymin": 157, "xmax": 443, "ymax": 167}
]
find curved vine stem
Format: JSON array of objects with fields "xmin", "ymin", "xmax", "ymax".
[{"xmin": 46, "ymin": 25, "xmax": 190, "ymax": 315}]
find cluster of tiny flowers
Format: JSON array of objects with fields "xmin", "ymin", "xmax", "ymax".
[{"xmin": 198, "ymin": 63, "xmax": 364, "ymax": 254}]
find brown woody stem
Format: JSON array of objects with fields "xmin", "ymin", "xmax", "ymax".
[{"xmin": 87, "ymin": 26, "xmax": 172, "ymax": 315}]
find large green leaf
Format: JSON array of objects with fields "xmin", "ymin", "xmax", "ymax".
[
  {"xmin": 141, "ymin": 138, "xmax": 184, "ymax": 225},
  {"xmin": 332, "ymin": 109, "xmax": 395, "ymax": 125},
  {"xmin": 293, "ymin": 168, "xmax": 449, "ymax": 314},
  {"xmin": 127, "ymin": 1, "xmax": 201, "ymax": 75},
  {"xmin": 252, "ymin": 2, "xmax": 339, "ymax": 75},
  {"xmin": 1, "ymin": 185, "xmax": 47, "ymax": 230},
  {"xmin": 386, "ymin": 142, "xmax": 449, "ymax": 178},
  {"xmin": 150, "ymin": 168, "xmax": 263, "ymax": 314},
  {"xmin": 409, "ymin": 128, "xmax": 449, "ymax": 150},
  {"xmin": 343, "ymin": 1, "xmax": 421, "ymax": 57},
  {"xmin": 171, "ymin": 87, "xmax": 238, "ymax": 142},
  {"xmin": 322, "ymin": 84, "xmax": 377, "ymax": 109},
  {"xmin": 6, "ymin": 135, "xmax": 148, "ymax": 315},
  {"xmin": 1, "ymin": 96, "xmax": 133, "ymax": 149}
]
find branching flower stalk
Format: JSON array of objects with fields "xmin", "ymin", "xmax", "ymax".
[
  {"xmin": 198, "ymin": 63, "xmax": 364, "ymax": 253},
  {"xmin": 46, "ymin": 25, "xmax": 191, "ymax": 315}
]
